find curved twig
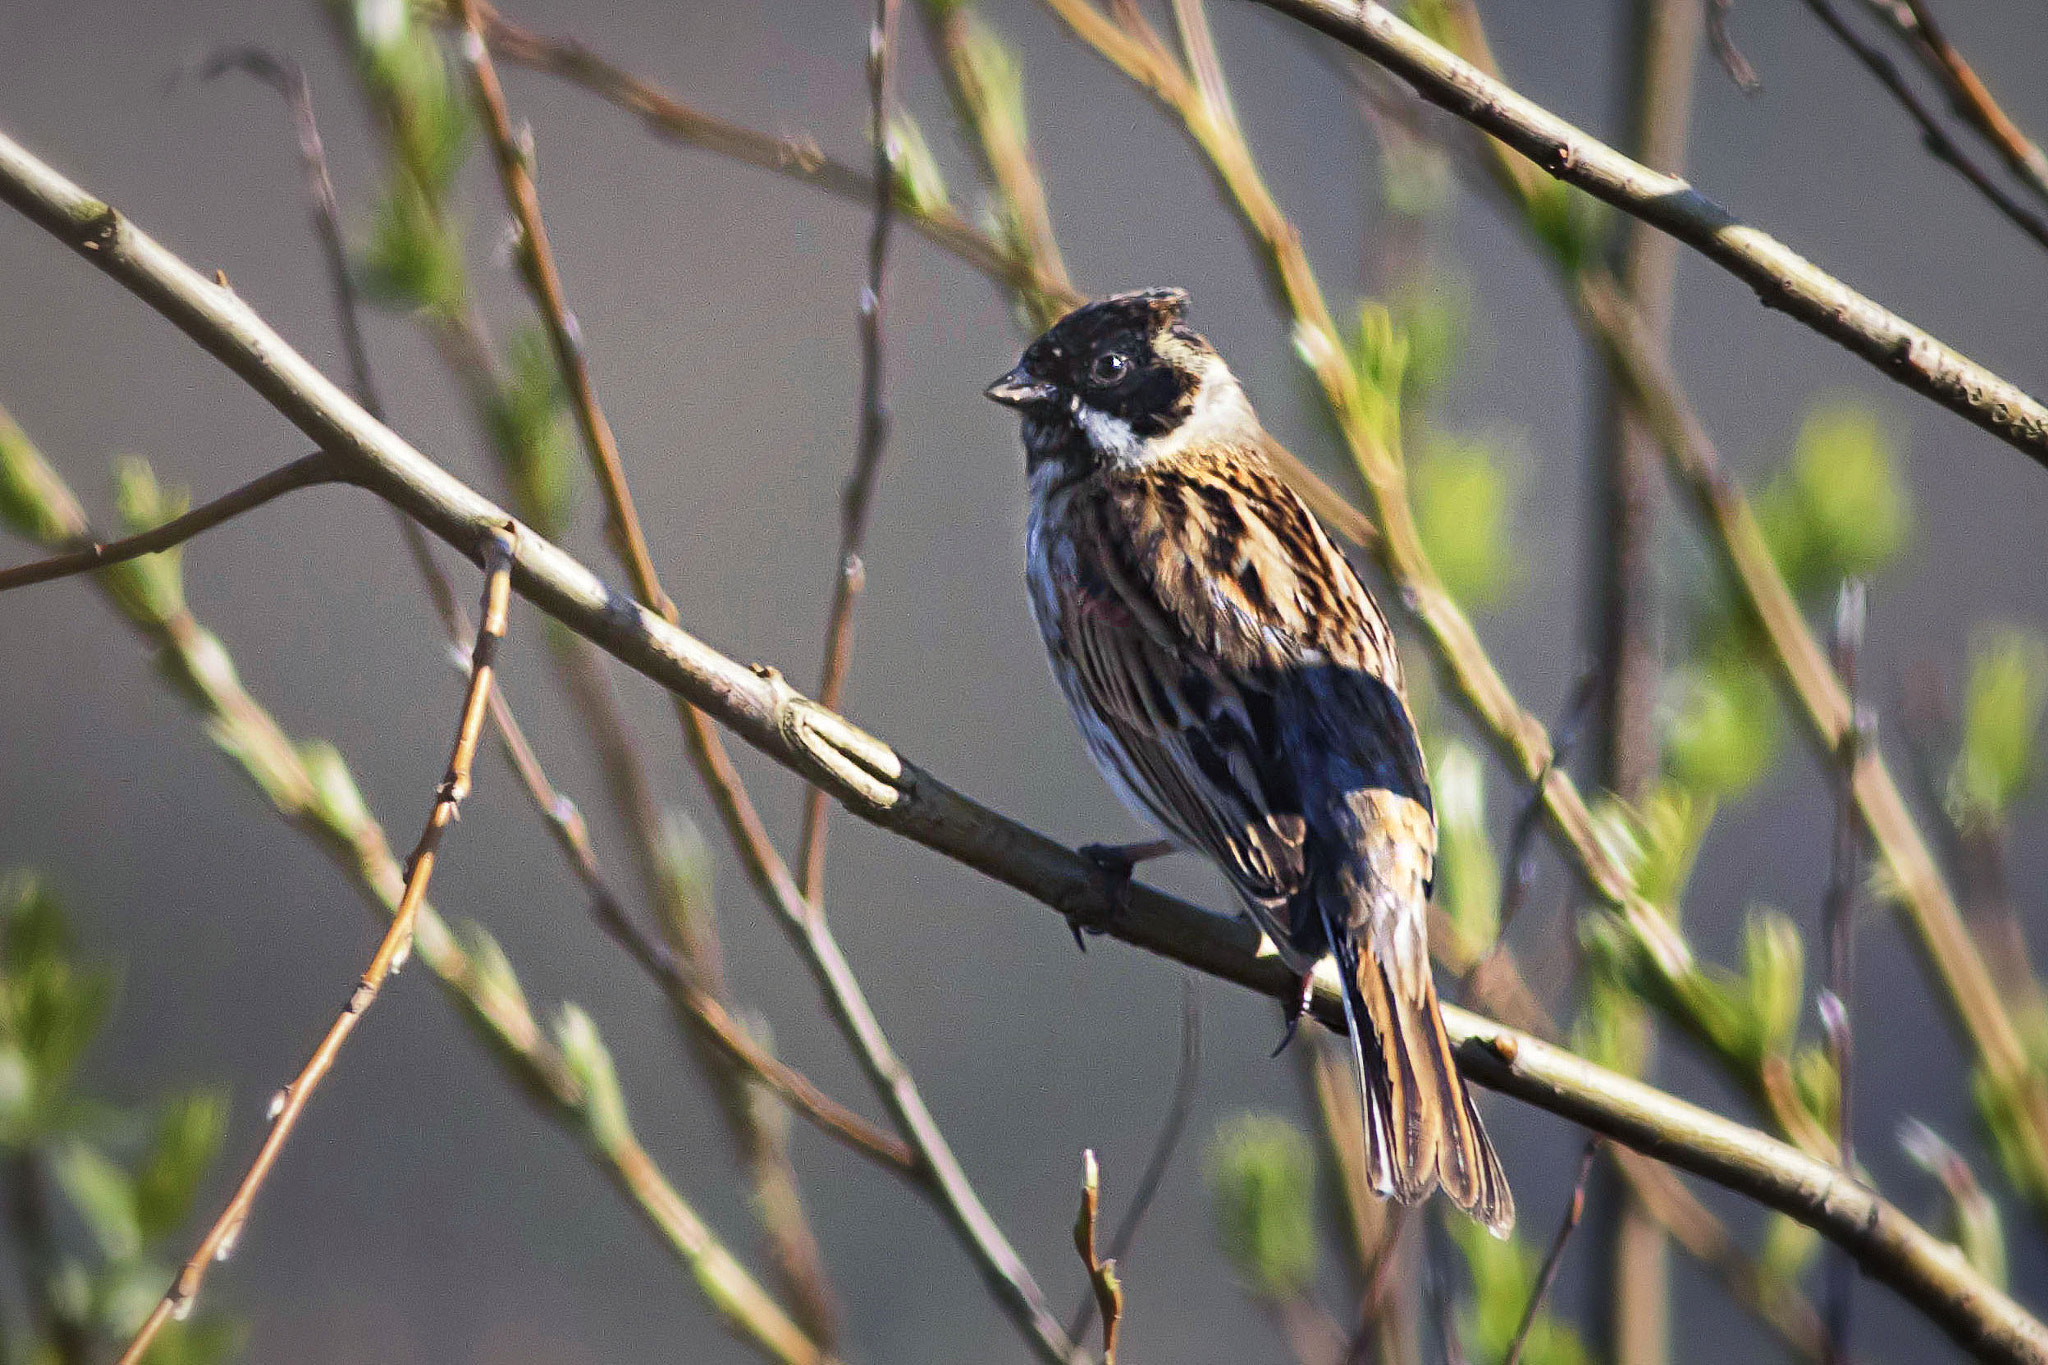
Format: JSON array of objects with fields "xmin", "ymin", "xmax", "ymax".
[{"xmin": 0, "ymin": 451, "xmax": 338, "ymax": 592}]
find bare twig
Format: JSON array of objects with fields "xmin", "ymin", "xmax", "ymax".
[
  {"xmin": 1503, "ymin": 1138, "xmax": 1601, "ymax": 1365},
  {"xmin": 6, "ymin": 122, "xmax": 2043, "ymax": 1365},
  {"xmin": 1706, "ymin": 0, "xmax": 1762, "ymax": 92},
  {"xmin": 1249, "ymin": 0, "xmax": 2048, "ymax": 473},
  {"xmin": 1821, "ymin": 581, "xmax": 1868, "ymax": 1365},
  {"xmin": 1800, "ymin": 0, "xmax": 2048, "ymax": 252},
  {"xmin": 1068, "ymin": 978, "xmax": 1200, "ymax": 1341},
  {"xmin": 800, "ymin": 0, "xmax": 904, "ymax": 903},
  {"xmin": 113, "ymin": 528, "xmax": 516, "ymax": 1365},
  {"xmin": 1873, "ymin": 0, "xmax": 2048, "ymax": 206},
  {"xmin": 1596, "ymin": 2, "xmax": 1702, "ymax": 1352},
  {"xmin": 0, "ymin": 451, "xmax": 338, "ymax": 592},
  {"xmin": 1073, "ymin": 1150, "xmax": 1125, "ymax": 1363},
  {"xmin": 483, "ymin": 696, "xmax": 919, "ymax": 1176}
]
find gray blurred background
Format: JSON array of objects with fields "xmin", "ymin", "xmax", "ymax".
[{"xmin": 2, "ymin": 0, "xmax": 2045, "ymax": 1360}]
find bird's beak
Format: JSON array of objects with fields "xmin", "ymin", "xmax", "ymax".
[{"xmin": 984, "ymin": 365, "xmax": 1054, "ymax": 408}]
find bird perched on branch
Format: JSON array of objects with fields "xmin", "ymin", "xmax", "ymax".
[{"xmin": 986, "ymin": 287, "xmax": 1512, "ymax": 1234}]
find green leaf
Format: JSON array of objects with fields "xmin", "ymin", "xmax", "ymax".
[
  {"xmin": 1741, "ymin": 908, "xmax": 1805, "ymax": 1060},
  {"xmin": 1664, "ymin": 657, "xmax": 1781, "ymax": 798},
  {"xmin": 1757, "ymin": 400, "xmax": 1912, "ymax": 595},
  {"xmin": 1431, "ymin": 741, "xmax": 1500, "ymax": 959},
  {"xmin": 1947, "ymin": 625, "xmax": 2048, "ymax": 827},
  {"xmin": 1412, "ymin": 433, "xmax": 1517, "ymax": 612},
  {"xmin": 1206, "ymin": 1112, "xmax": 1317, "ymax": 1302},
  {"xmin": 485, "ymin": 329, "xmax": 578, "ymax": 538},
  {"xmin": 53, "ymin": 1140, "xmax": 143, "ymax": 1261},
  {"xmin": 134, "ymin": 1090, "xmax": 229, "ymax": 1242},
  {"xmin": 887, "ymin": 112, "xmax": 951, "ymax": 218},
  {"xmin": 555, "ymin": 1004, "xmax": 630, "ymax": 1154},
  {"xmin": 357, "ymin": 176, "xmax": 467, "ymax": 315}
]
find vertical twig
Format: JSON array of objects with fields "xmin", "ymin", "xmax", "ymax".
[
  {"xmin": 1592, "ymin": 3, "xmax": 1702, "ymax": 1359},
  {"xmin": 115, "ymin": 528, "xmax": 517, "ymax": 1365},
  {"xmin": 799, "ymin": 0, "xmax": 904, "ymax": 903},
  {"xmin": 1073, "ymin": 1150, "xmax": 1125, "ymax": 1363},
  {"xmin": 1068, "ymin": 977, "xmax": 1200, "ymax": 1340},
  {"xmin": 1821, "ymin": 580, "xmax": 1868, "ymax": 1365},
  {"xmin": 1501, "ymin": 1138, "xmax": 1602, "ymax": 1365}
]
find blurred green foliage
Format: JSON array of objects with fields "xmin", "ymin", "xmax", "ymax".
[
  {"xmin": 1947, "ymin": 625, "xmax": 2048, "ymax": 832},
  {"xmin": 0, "ymin": 873, "xmax": 238, "ymax": 1365},
  {"xmin": 1205, "ymin": 1113, "xmax": 1318, "ymax": 1304}
]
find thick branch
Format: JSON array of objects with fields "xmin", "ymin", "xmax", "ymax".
[
  {"xmin": 1, "ymin": 125, "xmax": 2039, "ymax": 1364},
  {"xmin": 1251, "ymin": 0, "xmax": 2048, "ymax": 474}
]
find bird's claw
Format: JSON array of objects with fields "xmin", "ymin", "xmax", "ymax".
[
  {"xmin": 1068, "ymin": 842, "xmax": 1139, "ymax": 953},
  {"xmin": 1270, "ymin": 969, "xmax": 1316, "ymax": 1057}
]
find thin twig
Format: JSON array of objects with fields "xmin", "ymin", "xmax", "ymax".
[
  {"xmin": 1502, "ymin": 1138, "xmax": 1601, "ymax": 1365},
  {"xmin": 1248, "ymin": 0, "xmax": 2048, "ymax": 473},
  {"xmin": 1878, "ymin": 0, "xmax": 2048, "ymax": 207},
  {"xmin": 7, "ymin": 121, "xmax": 2042, "ymax": 1365},
  {"xmin": 114, "ymin": 527, "xmax": 516, "ymax": 1365},
  {"xmin": 1073, "ymin": 1150, "xmax": 1125, "ymax": 1363},
  {"xmin": 447, "ymin": 12, "xmax": 1063, "ymax": 1355},
  {"xmin": 1821, "ymin": 581, "xmax": 1867, "ymax": 1365},
  {"xmin": 1068, "ymin": 977, "xmax": 1200, "ymax": 1341},
  {"xmin": 481, "ymin": 685, "xmax": 919, "ymax": 1175},
  {"xmin": 1706, "ymin": 0, "xmax": 1762, "ymax": 92},
  {"xmin": 0, "ymin": 451, "xmax": 337, "ymax": 592},
  {"xmin": 1800, "ymin": 0, "xmax": 2048, "ymax": 253},
  {"xmin": 799, "ymin": 0, "xmax": 903, "ymax": 903}
]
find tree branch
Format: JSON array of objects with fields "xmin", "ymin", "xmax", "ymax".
[
  {"xmin": 1250, "ymin": 0, "xmax": 2048, "ymax": 474},
  {"xmin": 0, "ymin": 451, "xmax": 338, "ymax": 592},
  {"xmin": 1, "ymin": 124, "xmax": 2038, "ymax": 1364}
]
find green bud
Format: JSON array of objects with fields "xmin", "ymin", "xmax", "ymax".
[
  {"xmin": 555, "ymin": 1004, "xmax": 631, "ymax": 1154},
  {"xmin": 1742, "ymin": 908, "xmax": 1805, "ymax": 1060}
]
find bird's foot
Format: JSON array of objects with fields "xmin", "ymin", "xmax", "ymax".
[
  {"xmin": 1068, "ymin": 839, "xmax": 1175, "ymax": 952},
  {"xmin": 1270, "ymin": 969, "xmax": 1316, "ymax": 1057}
]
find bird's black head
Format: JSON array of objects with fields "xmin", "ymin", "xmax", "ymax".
[{"xmin": 986, "ymin": 288, "xmax": 1233, "ymax": 475}]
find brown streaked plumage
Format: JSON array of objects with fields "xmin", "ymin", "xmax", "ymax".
[{"xmin": 987, "ymin": 288, "xmax": 1512, "ymax": 1234}]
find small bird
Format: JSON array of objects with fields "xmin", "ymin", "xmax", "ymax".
[{"xmin": 986, "ymin": 287, "xmax": 1512, "ymax": 1234}]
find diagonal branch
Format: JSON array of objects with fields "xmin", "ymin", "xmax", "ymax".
[
  {"xmin": 1870, "ymin": 0, "xmax": 2048, "ymax": 208},
  {"xmin": 1801, "ymin": 0, "xmax": 2048, "ymax": 253},
  {"xmin": 2, "ymin": 128, "xmax": 2039, "ymax": 1363},
  {"xmin": 1249, "ymin": 0, "xmax": 2048, "ymax": 475},
  {"xmin": 0, "ymin": 450, "xmax": 339, "ymax": 592},
  {"xmin": 115, "ymin": 529, "xmax": 516, "ymax": 1365}
]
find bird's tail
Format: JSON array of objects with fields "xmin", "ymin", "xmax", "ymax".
[{"xmin": 1320, "ymin": 894, "xmax": 1515, "ymax": 1237}]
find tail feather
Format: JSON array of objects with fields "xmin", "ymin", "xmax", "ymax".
[{"xmin": 1320, "ymin": 900, "xmax": 1515, "ymax": 1236}]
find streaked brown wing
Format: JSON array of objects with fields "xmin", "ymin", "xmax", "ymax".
[{"xmin": 1053, "ymin": 583, "xmax": 1309, "ymax": 911}]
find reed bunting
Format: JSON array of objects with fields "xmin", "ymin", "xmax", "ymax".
[{"xmin": 986, "ymin": 288, "xmax": 1511, "ymax": 1233}]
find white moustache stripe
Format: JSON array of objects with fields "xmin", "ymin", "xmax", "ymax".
[{"xmin": 1075, "ymin": 403, "xmax": 1146, "ymax": 466}]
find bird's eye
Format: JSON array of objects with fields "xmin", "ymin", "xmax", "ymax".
[{"xmin": 1088, "ymin": 352, "xmax": 1132, "ymax": 386}]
